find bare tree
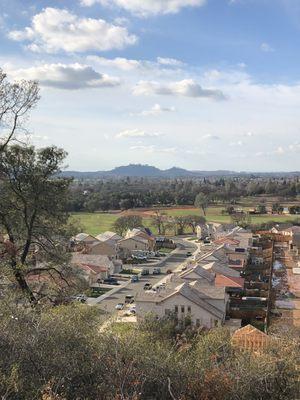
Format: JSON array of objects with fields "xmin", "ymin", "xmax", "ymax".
[{"xmin": 0, "ymin": 69, "xmax": 40, "ymax": 152}]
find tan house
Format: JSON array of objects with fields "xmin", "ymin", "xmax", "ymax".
[
  {"xmin": 118, "ymin": 236, "xmax": 149, "ymax": 257},
  {"xmin": 136, "ymin": 281, "xmax": 228, "ymax": 328},
  {"xmin": 86, "ymin": 240, "xmax": 118, "ymax": 258},
  {"xmin": 125, "ymin": 228, "xmax": 155, "ymax": 250},
  {"xmin": 71, "ymin": 253, "xmax": 120, "ymax": 286},
  {"xmin": 96, "ymin": 231, "xmax": 122, "ymax": 246}
]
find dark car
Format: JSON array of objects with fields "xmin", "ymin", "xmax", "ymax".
[
  {"xmin": 186, "ymin": 251, "xmax": 192, "ymax": 257},
  {"xmin": 144, "ymin": 283, "xmax": 152, "ymax": 290},
  {"xmin": 103, "ymin": 277, "xmax": 119, "ymax": 285}
]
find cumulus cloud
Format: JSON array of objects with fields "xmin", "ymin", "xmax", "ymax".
[
  {"xmin": 8, "ymin": 7, "xmax": 137, "ymax": 53},
  {"xmin": 133, "ymin": 79, "xmax": 225, "ymax": 99},
  {"xmin": 116, "ymin": 129, "xmax": 163, "ymax": 138},
  {"xmin": 9, "ymin": 63, "xmax": 120, "ymax": 90},
  {"xmin": 133, "ymin": 103, "xmax": 176, "ymax": 116},
  {"xmin": 261, "ymin": 42, "xmax": 275, "ymax": 52},
  {"xmin": 80, "ymin": 0, "xmax": 207, "ymax": 17},
  {"xmin": 157, "ymin": 57, "xmax": 184, "ymax": 67}
]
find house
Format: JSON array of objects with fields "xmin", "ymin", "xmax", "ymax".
[
  {"xmin": 125, "ymin": 227, "xmax": 155, "ymax": 250},
  {"xmin": 71, "ymin": 253, "xmax": 119, "ymax": 286},
  {"xmin": 119, "ymin": 236, "xmax": 150, "ymax": 257},
  {"xmin": 136, "ymin": 280, "xmax": 228, "ymax": 328},
  {"xmin": 231, "ymin": 324, "xmax": 270, "ymax": 352},
  {"xmin": 81, "ymin": 231, "xmax": 123, "ymax": 258},
  {"xmin": 96, "ymin": 231, "xmax": 122, "ymax": 246},
  {"xmin": 85, "ymin": 240, "xmax": 118, "ymax": 258}
]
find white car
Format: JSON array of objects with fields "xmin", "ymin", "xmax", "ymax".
[{"xmin": 115, "ymin": 303, "xmax": 124, "ymax": 310}]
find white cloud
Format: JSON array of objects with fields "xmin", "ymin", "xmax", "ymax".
[
  {"xmin": 157, "ymin": 57, "xmax": 184, "ymax": 67},
  {"xmin": 133, "ymin": 103, "xmax": 176, "ymax": 116},
  {"xmin": 87, "ymin": 56, "xmax": 144, "ymax": 71},
  {"xmin": 261, "ymin": 42, "xmax": 275, "ymax": 52},
  {"xmin": 116, "ymin": 129, "xmax": 163, "ymax": 138},
  {"xmin": 81, "ymin": 0, "xmax": 206, "ymax": 17},
  {"xmin": 201, "ymin": 134, "xmax": 221, "ymax": 140},
  {"xmin": 130, "ymin": 145, "xmax": 177, "ymax": 154},
  {"xmin": 8, "ymin": 7, "xmax": 137, "ymax": 53},
  {"xmin": 9, "ymin": 63, "xmax": 120, "ymax": 90},
  {"xmin": 133, "ymin": 79, "xmax": 225, "ymax": 99}
]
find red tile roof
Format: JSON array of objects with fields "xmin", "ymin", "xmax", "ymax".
[{"xmin": 215, "ymin": 274, "xmax": 244, "ymax": 288}]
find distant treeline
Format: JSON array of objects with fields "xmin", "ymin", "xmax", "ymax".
[{"xmin": 67, "ymin": 177, "xmax": 300, "ymax": 212}]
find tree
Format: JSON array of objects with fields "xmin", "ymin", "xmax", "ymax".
[
  {"xmin": 195, "ymin": 193, "xmax": 209, "ymax": 216},
  {"xmin": 0, "ymin": 145, "xmax": 77, "ymax": 304},
  {"xmin": 151, "ymin": 210, "xmax": 167, "ymax": 235},
  {"xmin": 257, "ymin": 203, "xmax": 267, "ymax": 214},
  {"xmin": 112, "ymin": 215, "xmax": 143, "ymax": 236},
  {"xmin": 272, "ymin": 203, "xmax": 283, "ymax": 214},
  {"xmin": 185, "ymin": 215, "xmax": 206, "ymax": 234},
  {"xmin": 230, "ymin": 212, "xmax": 252, "ymax": 228},
  {"xmin": 0, "ymin": 70, "xmax": 39, "ymax": 152}
]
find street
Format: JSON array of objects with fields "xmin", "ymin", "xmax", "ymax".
[{"xmin": 96, "ymin": 238, "xmax": 197, "ymax": 314}]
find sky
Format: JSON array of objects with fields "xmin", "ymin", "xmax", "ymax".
[{"xmin": 1, "ymin": 0, "xmax": 300, "ymax": 172}]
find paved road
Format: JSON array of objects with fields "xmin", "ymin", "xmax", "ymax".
[{"xmin": 96, "ymin": 238, "xmax": 197, "ymax": 314}]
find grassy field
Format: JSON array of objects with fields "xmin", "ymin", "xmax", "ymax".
[{"xmin": 71, "ymin": 205, "xmax": 298, "ymax": 236}]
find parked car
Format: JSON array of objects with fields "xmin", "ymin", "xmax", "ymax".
[
  {"xmin": 141, "ymin": 268, "xmax": 150, "ymax": 276},
  {"xmin": 181, "ymin": 266, "xmax": 187, "ymax": 271},
  {"xmin": 115, "ymin": 303, "xmax": 124, "ymax": 310},
  {"xmin": 125, "ymin": 295, "xmax": 135, "ymax": 304},
  {"xmin": 103, "ymin": 277, "xmax": 119, "ymax": 285},
  {"xmin": 72, "ymin": 294, "xmax": 87, "ymax": 303},
  {"xmin": 144, "ymin": 283, "xmax": 152, "ymax": 290},
  {"xmin": 166, "ymin": 269, "xmax": 172, "ymax": 274},
  {"xmin": 153, "ymin": 268, "xmax": 161, "ymax": 275},
  {"xmin": 131, "ymin": 275, "xmax": 139, "ymax": 283},
  {"xmin": 186, "ymin": 251, "xmax": 192, "ymax": 257}
]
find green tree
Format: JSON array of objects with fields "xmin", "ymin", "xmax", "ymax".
[
  {"xmin": 112, "ymin": 214, "xmax": 143, "ymax": 236},
  {"xmin": 0, "ymin": 145, "xmax": 77, "ymax": 304},
  {"xmin": 195, "ymin": 193, "xmax": 210, "ymax": 216},
  {"xmin": 185, "ymin": 215, "xmax": 206, "ymax": 234}
]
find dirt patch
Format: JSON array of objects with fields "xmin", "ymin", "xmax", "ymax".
[{"xmin": 119, "ymin": 206, "xmax": 198, "ymax": 218}]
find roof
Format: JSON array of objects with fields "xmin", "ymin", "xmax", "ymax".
[
  {"xmin": 75, "ymin": 233, "xmax": 96, "ymax": 242},
  {"xmin": 232, "ymin": 324, "xmax": 270, "ymax": 351},
  {"xmin": 178, "ymin": 264, "xmax": 215, "ymax": 284},
  {"xmin": 79, "ymin": 264, "xmax": 108, "ymax": 275},
  {"xmin": 71, "ymin": 253, "xmax": 112, "ymax": 268},
  {"xmin": 215, "ymin": 274, "xmax": 244, "ymax": 288},
  {"xmin": 96, "ymin": 231, "xmax": 122, "ymax": 244},
  {"xmin": 214, "ymin": 237, "xmax": 240, "ymax": 246},
  {"xmin": 200, "ymin": 261, "xmax": 240, "ymax": 278},
  {"xmin": 284, "ymin": 226, "xmax": 300, "ymax": 234}
]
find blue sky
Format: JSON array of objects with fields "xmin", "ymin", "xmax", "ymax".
[{"xmin": 1, "ymin": 0, "xmax": 300, "ymax": 171}]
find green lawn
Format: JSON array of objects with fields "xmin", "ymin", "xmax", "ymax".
[{"xmin": 71, "ymin": 206, "xmax": 298, "ymax": 236}]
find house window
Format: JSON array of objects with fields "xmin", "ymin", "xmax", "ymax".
[
  {"xmin": 215, "ymin": 320, "xmax": 218, "ymax": 327},
  {"xmin": 165, "ymin": 309, "xmax": 171, "ymax": 316},
  {"xmin": 174, "ymin": 305, "xmax": 178, "ymax": 313},
  {"xmin": 181, "ymin": 305, "xmax": 185, "ymax": 313},
  {"xmin": 196, "ymin": 319, "xmax": 200, "ymax": 327},
  {"xmin": 187, "ymin": 306, "xmax": 191, "ymax": 313}
]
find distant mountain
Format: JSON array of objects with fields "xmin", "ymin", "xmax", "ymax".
[{"xmin": 61, "ymin": 164, "xmax": 300, "ymax": 179}]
